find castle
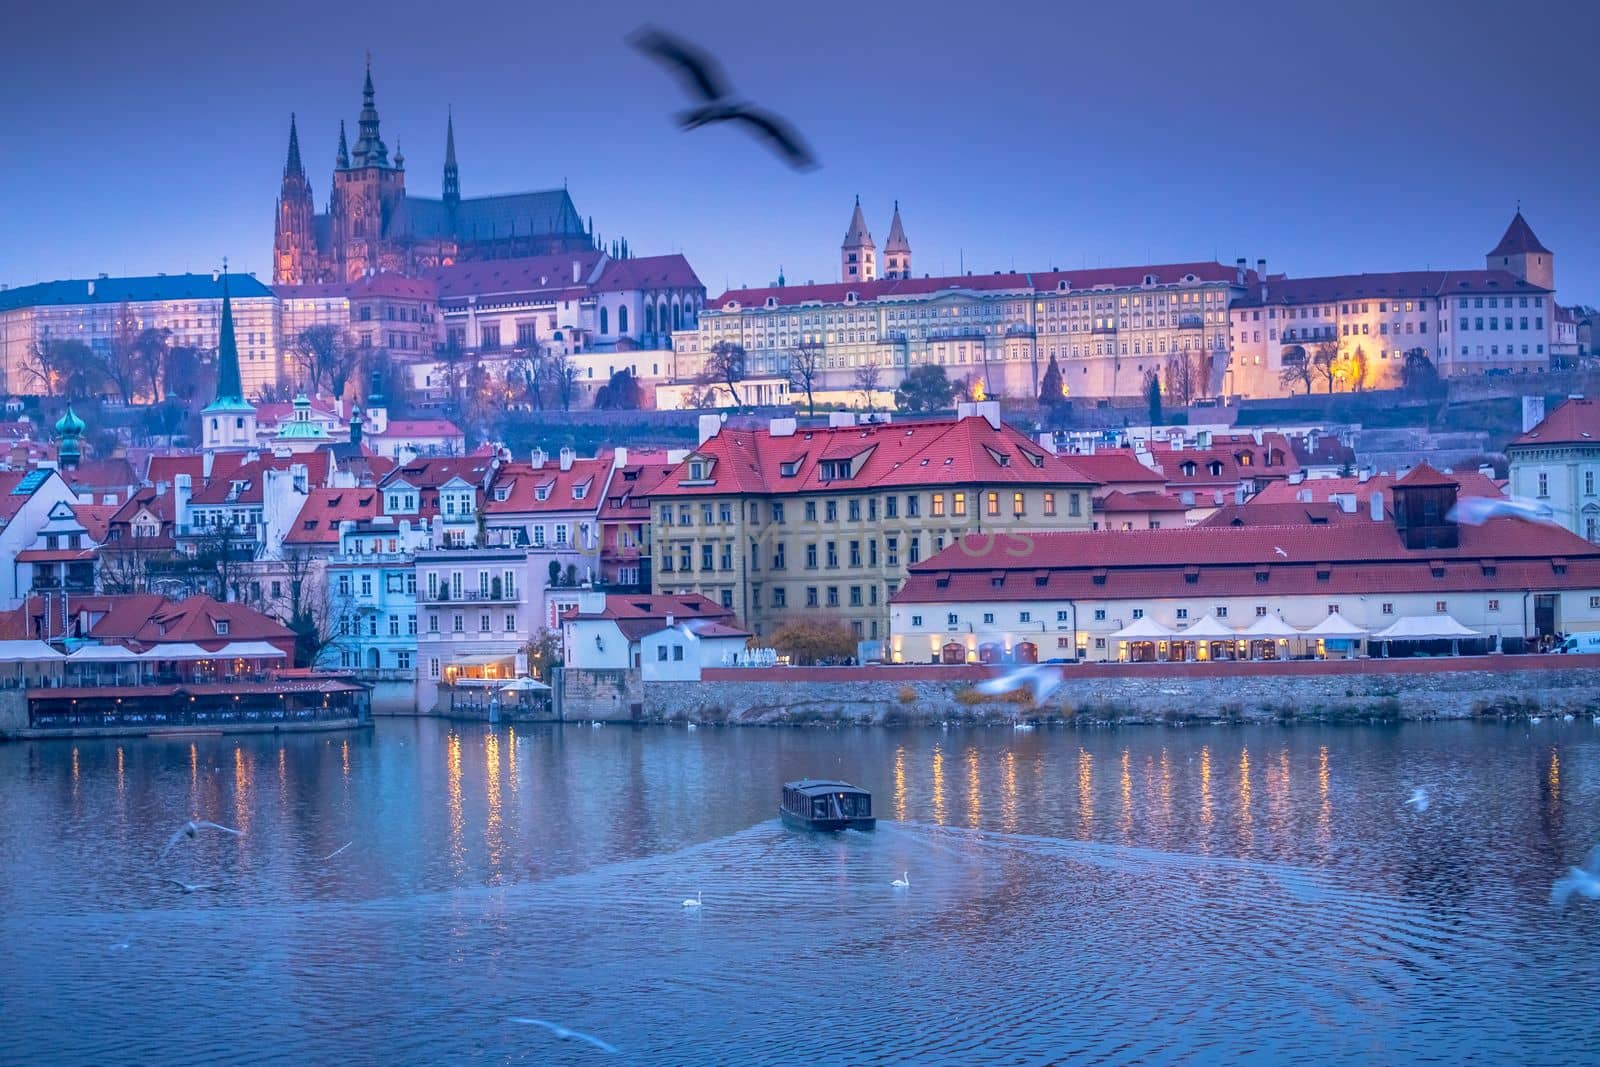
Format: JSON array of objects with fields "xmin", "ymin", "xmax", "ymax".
[{"xmin": 272, "ymin": 61, "xmax": 595, "ymax": 285}]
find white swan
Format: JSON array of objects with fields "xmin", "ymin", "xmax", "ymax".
[
  {"xmin": 1530, "ymin": 715, "xmax": 1543, "ymax": 725},
  {"xmin": 891, "ymin": 872, "xmax": 910, "ymax": 888},
  {"xmin": 682, "ymin": 890, "xmax": 702, "ymax": 909}
]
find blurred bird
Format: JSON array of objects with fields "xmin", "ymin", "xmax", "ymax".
[
  {"xmin": 629, "ymin": 25, "xmax": 818, "ymax": 171},
  {"xmin": 1273, "ymin": 546, "xmax": 1289, "ymax": 558},
  {"xmin": 1447, "ymin": 495, "xmax": 1554, "ymax": 526},
  {"xmin": 510, "ymin": 1018, "xmax": 619, "ymax": 1054},
  {"xmin": 1550, "ymin": 846, "xmax": 1600, "ymax": 908},
  {"xmin": 321, "ymin": 842, "xmax": 353, "ymax": 862},
  {"xmin": 977, "ymin": 663, "xmax": 1065, "ymax": 705},
  {"xmin": 161, "ymin": 819, "xmax": 241, "ymax": 856},
  {"xmin": 164, "ymin": 878, "xmax": 224, "ymax": 894},
  {"xmin": 1404, "ymin": 787, "xmax": 1430, "ymax": 813}
]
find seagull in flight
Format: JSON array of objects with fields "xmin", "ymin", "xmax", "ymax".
[
  {"xmin": 161, "ymin": 820, "xmax": 242, "ymax": 856},
  {"xmin": 629, "ymin": 25, "xmax": 818, "ymax": 171},
  {"xmin": 977, "ymin": 663, "xmax": 1065, "ymax": 704},
  {"xmin": 1404, "ymin": 787, "xmax": 1430, "ymax": 812},
  {"xmin": 321, "ymin": 841, "xmax": 353, "ymax": 862},
  {"xmin": 1273, "ymin": 546, "xmax": 1289, "ymax": 558},
  {"xmin": 1447, "ymin": 495, "xmax": 1555, "ymax": 527},
  {"xmin": 1551, "ymin": 845, "xmax": 1600, "ymax": 908},
  {"xmin": 509, "ymin": 1018, "xmax": 619, "ymax": 1054},
  {"xmin": 164, "ymin": 878, "xmax": 225, "ymax": 894}
]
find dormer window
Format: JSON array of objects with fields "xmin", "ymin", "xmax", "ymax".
[
  {"xmin": 1208, "ymin": 461, "xmax": 1223, "ymax": 477},
  {"xmin": 689, "ymin": 461, "xmax": 707, "ymax": 480},
  {"xmin": 494, "ymin": 486, "xmax": 510, "ymax": 502},
  {"xmin": 1181, "ymin": 462, "xmax": 1197, "ymax": 477},
  {"xmin": 573, "ymin": 484, "xmax": 587, "ymax": 501},
  {"xmin": 214, "ymin": 619, "xmax": 230, "ymax": 636},
  {"xmin": 534, "ymin": 486, "xmax": 551, "ymax": 502},
  {"xmin": 779, "ymin": 460, "xmax": 801, "ymax": 477}
]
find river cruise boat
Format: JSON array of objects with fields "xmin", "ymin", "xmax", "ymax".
[{"xmin": 780, "ymin": 779, "xmax": 876, "ymax": 832}]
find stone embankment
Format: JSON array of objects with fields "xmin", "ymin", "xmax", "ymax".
[{"xmin": 559, "ymin": 656, "xmax": 1600, "ymax": 726}]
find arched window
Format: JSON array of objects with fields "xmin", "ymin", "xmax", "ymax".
[
  {"xmin": 645, "ymin": 304, "xmax": 655, "ymax": 335},
  {"xmin": 673, "ymin": 303, "xmax": 682, "ymax": 331},
  {"xmin": 619, "ymin": 305, "xmax": 629, "ymax": 334},
  {"xmin": 600, "ymin": 307, "xmax": 609, "ymax": 334}
]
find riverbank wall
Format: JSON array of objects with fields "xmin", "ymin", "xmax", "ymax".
[{"xmin": 558, "ymin": 655, "xmax": 1600, "ymax": 725}]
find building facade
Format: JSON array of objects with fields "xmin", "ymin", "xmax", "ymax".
[
  {"xmin": 272, "ymin": 63, "xmax": 594, "ymax": 286},
  {"xmin": 1507, "ymin": 397, "xmax": 1600, "ymax": 542}
]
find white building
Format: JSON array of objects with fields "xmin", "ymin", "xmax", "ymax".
[
  {"xmin": 561, "ymin": 592, "xmax": 739, "ymax": 671},
  {"xmin": 1507, "ymin": 396, "xmax": 1600, "ymax": 542},
  {"xmin": 0, "ymin": 468, "xmax": 78, "ymax": 609}
]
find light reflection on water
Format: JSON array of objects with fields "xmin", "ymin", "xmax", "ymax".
[{"xmin": 1, "ymin": 720, "xmax": 1598, "ymax": 1064}]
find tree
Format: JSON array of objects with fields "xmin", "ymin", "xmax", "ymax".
[
  {"xmin": 163, "ymin": 345, "xmax": 209, "ymax": 403},
  {"xmin": 1038, "ymin": 355, "xmax": 1066, "ymax": 407},
  {"xmin": 1401, "ymin": 348, "xmax": 1442, "ymax": 397},
  {"xmin": 1311, "ymin": 342, "xmax": 1339, "ymax": 394},
  {"xmin": 131, "ymin": 327, "xmax": 172, "ymax": 403},
  {"xmin": 894, "ymin": 364, "xmax": 956, "ymax": 413},
  {"xmin": 523, "ymin": 628, "xmax": 563, "ymax": 681},
  {"xmin": 293, "ymin": 325, "xmax": 357, "ymax": 399},
  {"xmin": 1278, "ymin": 354, "xmax": 1314, "ymax": 396},
  {"xmin": 1143, "ymin": 368, "xmax": 1162, "ymax": 424},
  {"xmin": 20, "ymin": 338, "xmax": 104, "ymax": 399},
  {"xmin": 100, "ymin": 301, "xmax": 145, "ymax": 405},
  {"xmin": 769, "ymin": 617, "xmax": 859, "ymax": 665},
  {"xmin": 852, "ymin": 362, "xmax": 883, "ymax": 412},
  {"xmin": 1162, "ymin": 353, "xmax": 1202, "ymax": 408},
  {"xmin": 704, "ymin": 341, "xmax": 746, "ymax": 407},
  {"xmin": 548, "ymin": 559, "xmax": 562, "ymax": 588},
  {"xmin": 785, "ymin": 341, "xmax": 824, "ymax": 416},
  {"xmin": 1341, "ymin": 345, "xmax": 1369, "ymax": 392},
  {"xmin": 550, "ymin": 351, "xmax": 581, "ymax": 411},
  {"xmin": 594, "ymin": 368, "xmax": 642, "ymax": 410}
]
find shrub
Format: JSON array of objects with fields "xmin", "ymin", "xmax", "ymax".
[{"xmin": 897, "ymin": 686, "xmax": 918, "ymax": 704}]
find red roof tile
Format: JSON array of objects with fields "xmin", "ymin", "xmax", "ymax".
[
  {"xmin": 189, "ymin": 452, "xmax": 331, "ymax": 505},
  {"xmin": 1095, "ymin": 490, "xmax": 1189, "ymax": 513},
  {"xmin": 429, "ymin": 252, "xmax": 605, "ymax": 302},
  {"xmin": 1488, "ymin": 212, "xmax": 1551, "ymax": 257},
  {"xmin": 372, "ymin": 418, "xmax": 464, "ymax": 439},
  {"xmin": 486, "ymin": 456, "xmax": 611, "ymax": 515},
  {"xmin": 1060, "ymin": 452, "xmax": 1167, "ymax": 488},
  {"xmin": 591, "ymin": 254, "xmax": 701, "ymax": 293},
  {"xmin": 71, "ymin": 503, "xmax": 120, "ymax": 542},
  {"xmin": 284, "ymin": 488, "xmax": 381, "ymax": 545},
  {"xmin": 1392, "ymin": 462, "xmax": 1458, "ymax": 488},
  {"xmin": 572, "ymin": 593, "xmax": 734, "ymax": 624},
  {"xmin": 1236, "ymin": 269, "xmax": 1548, "ymax": 308},
  {"xmin": 1511, "ymin": 397, "xmax": 1600, "ymax": 448},
  {"xmin": 64, "ymin": 457, "xmax": 137, "ymax": 491},
  {"xmin": 1250, "ymin": 469, "xmax": 1502, "ymax": 507}
]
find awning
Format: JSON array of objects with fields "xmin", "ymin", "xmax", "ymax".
[
  {"xmin": 1111, "ymin": 617, "xmax": 1179, "ymax": 639},
  {"xmin": 1372, "ymin": 615, "xmax": 1481, "ymax": 641},
  {"xmin": 447, "ymin": 653, "xmax": 518, "ymax": 667},
  {"xmin": 0, "ymin": 640, "xmax": 65, "ymax": 662},
  {"xmin": 214, "ymin": 641, "xmax": 288, "ymax": 658},
  {"xmin": 140, "ymin": 643, "xmax": 223, "ymax": 661},
  {"xmin": 67, "ymin": 645, "xmax": 144, "ymax": 661},
  {"xmin": 500, "ymin": 676, "xmax": 550, "ymax": 692},
  {"xmin": 1305, "ymin": 612, "xmax": 1368, "ymax": 638},
  {"xmin": 1243, "ymin": 615, "xmax": 1302, "ymax": 638},
  {"xmin": 1179, "ymin": 615, "xmax": 1238, "ymax": 639}
]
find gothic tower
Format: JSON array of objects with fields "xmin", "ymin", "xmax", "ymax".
[
  {"xmin": 883, "ymin": 200, "xmax": 911, "ymax": 280},
  {"xmin": 272, "ymin": 115, "xmax": 317, "ymax": 285},
  {"xmin": 1487, "ymin": 209, "xmax": 1554, "ymax": 291},
  {"xmin": 841, "ymin": 195, "xmax": 876, "ymax": 282},
  {"xmin": 331, "ymin": 59, "xmax": 409, "ymax": 281},
  {"xmin": 202, "ymin": 271, "xmax": 258, "ymax": 451},
  {"xmin": 443, "ymin": 111, "xmax": 460, "ymax": 212}
]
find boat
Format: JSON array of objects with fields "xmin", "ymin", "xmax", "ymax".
[{"xmin": 780, "ymin": 779, "xmax": 876, "ymax": 832}]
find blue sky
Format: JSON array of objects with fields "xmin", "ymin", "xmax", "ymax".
[{"xmin": 2, "ymin": 0, "xmax": 1596, "ymax": 300}]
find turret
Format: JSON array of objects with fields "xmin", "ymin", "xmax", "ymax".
[
  {"xmin": 350, "ymin": 57, "xmax": 390, "ymax": 168},
  {"xmin": 273, "ymin": 114, "xmax": 317, "ymax": 285},
  {"xmin": 55, "ymin": 406, "xmax": 85, "ymax": 469},
  {"xmin": 1487, "ymin": 209, "xmax": 1554, "ymax": 291},
  {"xmin": 883, "ymin": 200, "xmax": 911, "ymax": 280},
  {"xmin": 840, "ymin": 195, "xmax": 876, "ymax": 283}
]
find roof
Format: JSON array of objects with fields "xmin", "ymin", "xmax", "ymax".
[
  {"xmin": 1095, "ymin": 490, "xmax": 1189, "ymax": 513},
  {"xmin": 372, "ymin": 418, "xmax": 464, "ymax": 439},
  {"xmin": 89, "ymin": 594, "xmax": 293, "ymax": 647},
  {"xmin": 406, "ymin": 188, "xmax": 587, "ymax": 243},
  {"xmin": 427, "ymin": 251, "xmax": 603, "ymax": 302},
  {"xmin": 1392, "ymin": 462, "xmax": 1459, "ymax": 488},
  {"xmin": 842, "ymin": 197, "xmax": 874, "ymax": 247},
  {"xmin": 648, "ymin": 414, "xmax": 1096, "ymax": 499},
  {"xmin": 380, "ymin": 455, "xmax": 490, "ymax": 490},
  {"xmin": 1234, "ymin": 269, "xmax": 1548, "ymax": 308},
  {"xmin": 63, "ymin": 457, "xmax": 137, "ymax": 491},
  {"xmin": 568, "ymin": 594, "xmax": 734, "ymax": 641},
  {"xmin": 895, "ymin": 518, "xmax": 1600, "ymax": 604},
  {"xmin": 884, "ymin": 203, "xmax": 910, "ymax": 254},
  {"xmin": 189, "ymin": 451, "xmax": 331, "ymax": 506},
  {"xmin": 591, "ymin": 254, "xmax": 701, "ymax": 293},
  {"xmin": 1250, "ymin": 469, "xmax": 1502, "ymax": 507},
  {"xmin": 1488, "ymin": 211, "xmax": 1551, "ymax": 257},
  {"xmin": 274, "ymin": 274, "xmax": 437, "ymax": 302},
  {"xmin": 1143, "ymin": 437, "xmax": 1293, "ymax": 488},
  {"xmin": 486, "ymin": 456, "xmax": 611, "ymax": 515},
  {"xmin": 1201, "ymin": 502, "xmax": 1368, "ymax": 528},
  {"xmin": 254, "ymin": 400, "xmax": 341, "ymax": 427},
  {"xmin": 71, "ymin": 503, "xmax": 120, "ymax": 542},
  {"xmin": 1511, "ymin": 397, "xmax": 1600, "ymax": 448},
  {"xmin": 599, "ymin": 454, "xmax": 679, "ymax": 524},
  {"xmin": 787, "ymin": 779, "xmax": 870, "ymax": 796},
  {"xmin": 709, "ymin": 261, "xmax": 1247, "ymax": 311},
  {"xmin": 0, "ymin": 469, "xmax": 62, "ymax": 524},
  {"xmin": 0, "ymin": 272, "xmax": 272, "ymax": 313},
  {"xmin": 284, "ymin": 488, "xmax": 381, "ymax": 545}
]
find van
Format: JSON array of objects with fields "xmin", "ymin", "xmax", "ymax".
[{"xmin": 1558, "ymin": 632, "xmax": 1600, "ymax": 654}]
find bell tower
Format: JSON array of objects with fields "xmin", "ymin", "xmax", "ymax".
[
  {"xmin": 883, "ymin": 200, "xmax": 911, "ymax": 280},
  {"xmin": 1487, "ymin": 209, "xmax": 1554, "ymax": 291},
  {"xmin": 273, "ymin": 114, "xmax": 316, "ymax": 284},
  {"xmin": 840, "ymin": 195, "xmax": 876, "ymax": 283}
]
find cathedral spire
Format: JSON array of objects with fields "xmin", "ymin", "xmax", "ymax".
[
  {"xmin": 351, "ymin": 56, "xmax": 389, "ymax": 167},
  {"xmin": 336, "ymin": 120, "xmax": 349, "ymax": 169},
  {"xmin": 840, "ymin": 195, "xmax": 877, "ymax": 282},
  {"xmin": 284, "ymin": 113, "xmax": 304, "ymax": 178},
  {"xmin": 213, "ymin": 266, "xmax": 244, "ymax": 405},
  {"xmin": 443, "ymin": 110, "xmax": 460, "ymax": 209}
]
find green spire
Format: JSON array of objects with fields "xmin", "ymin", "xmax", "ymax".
[{"xmin": 211, "ymin": 269, "xmax": 245, "ymax": 406}]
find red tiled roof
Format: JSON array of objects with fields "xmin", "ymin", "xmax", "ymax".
[
  {"xmin": 592, "ymin": 254, "xmax": 701, "ymax": 293},
  {"xmin": 1392, "ymin": 462, "xmax": 1458, "ymax": 488},
  {"xmin": 145, "ymin": 453, "xmax": 208, "ymax": 486},
  {"xmin": 1095, "ymin": 490, "xmax": 1189, "ymax": 513},
  {"xmin": 16, "ymin": 547, "xmax": 95, "ymax": 562},
  {"xmin": 895, "ymin": 518, "xmax": 1600, "ymax": 604},
  {"xmin": 710, "ymin": 261, "xmax": 1246, "ymax": 311},
  {"xmin": 1511, "ymin": 398, "xmax": 1600, "ymax": 448},
  {"xmin": 373, "ymin": 418, "xmax": 464, "ymax": 439},
  {"xmin": 89, "ymin": 594, "xmax": 294, "ymax": 647},
  {"xmin": 1200, "ymin": 502, "xmax": 1367, "ymax": 527},
  {"xmin": 572, "ymin": 593, "xmax": 734, "ymax": 624},
  {"xmin": 64, "ymin": 457, "xmax": 137, "ymax": 490},
  {"xmin": 649, "ymin": 415, "xmax": 1095, "ymax": 498},
  {"xmin": 276, "ymin": 274, "xmax": 438, "ymax": 302},
  {"xmin": 189, "ymin": 451, "xmax": 331, "ymax": 505},
  {"xmin": 1143, "ymin": 437, "xmax": 1293, "ymax": 488},
  {"xmin": 1250, "ymin": 469, "xmax": 1502, "ymax": 507},
  {"xmin": 1488, "ymin": 212, "xmax": 1551, "ymax": 257},
  {"xmin": 380, "ymin": 456, "xmax": 490, "ymax": 490},
  {"xmin": 429, "ymin": 252, "xmax": 605, "ymax": 301},
  {"xmin": 599, "ymin": 456, "xmax": 679, "ymax": 523},
  {"xmin": 1235, "ymin": 269, "xmax": 1548, "ymax": 308},
  {"xmin": 283, "ymin": 488, "xmax": 381, "ymax": 545},
  {"xmin": 1061, "ymin": 452, "xmax": 1166, "ymax": 488},
  {"xmin": 71, "ymin": 503, "xmax": 120, "ymax": 542},
  {"xmin": 486, "ymin": 456, "xmax": 611, "ymax": 515}
]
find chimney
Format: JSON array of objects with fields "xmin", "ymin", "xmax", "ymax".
[
  {"xmin": 769, "ymin": 417, "xmax": 797, "ymax": 437},
  {"xmin": 613, "ymin": 447, "xmax": 628, "ymax": 468},
  {"xmin": 1256, "ymin": 259, "xmax": 1267, "ymax": 301},
  {"xmin": 828, "ymin": 411, "xmax": 857, "ymax": 428},
  {"xmin": 1358, "ymin": 466, "xmax": 1373, "ymax": 484},
  {"xmin": 531, "ymin": 448, "xmax": 546, "ymax": 469},
  {"xmin": 173, "ymin": 473, "xmax": 192, "ymax": 527},
  {"xmin": 1196, "ymin": 429, "xmax": 1212, "ymax": 449},
  {"xmin": 1288, "ymin": 471, "xmax": 1304, "ymax": 485},
  {"xmin": 665, "ymin": 612, "xmax": 675, "ymax": 628},
  {"xmin": 1370, "ymin": 490, "xmax": 1384, "ymax": 522},
  {"xmin": 1234, "ymin": 484, "xmax": 1247, "ymax": 505},
  {"xmin": 698, "ymin": 413, "xmax": 723, "ymax": 445},
  {"xmin": 1251, "ymin": 428, "xmax": 1263, "ymax": 447},
  {"xmin": 573, "ymin": 260, "xmax": 582, "ymax": 284},
  {"xmin": 1235, "ymin": 258, "xmax": 1247, "ymax": 285},
  {"xmin": 87, "ymin": 280, "xmax": 95, "ymax": 297},
  {"xmin": 559, "ymin": 447, "xmax": 575, "ymax": 472}
]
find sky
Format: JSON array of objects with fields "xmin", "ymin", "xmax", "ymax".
[{"xmin": 2, "ymin": 0, "xmax": 1597, "ymax": 300}]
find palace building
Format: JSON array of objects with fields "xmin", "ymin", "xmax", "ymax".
[{"xmin": 272, "ymin": 61, "xmax": 594, "ymax": 285}]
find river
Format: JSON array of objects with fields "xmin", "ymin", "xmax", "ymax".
[{"xmin": 1, "ymin": 720, "xmax": 1597, "ymax": 1064}]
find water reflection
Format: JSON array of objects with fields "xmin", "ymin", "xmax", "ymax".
[
  {"xmin": 930, "ymin": 744, "xmax": 945, "ymax": 825},
  {"xmin": 1199, "ymin": 745, "xmax": 1213, "ymax": 827},
  {"xmin": 1000, "ymin": 750, "xmax": 1018, "ymax": 833},
  {"xmin": 484, "ymin": 732, "xmax": 503, "ymax": 880},
  {"xmin": 1119, "ymin": 748, "xmax": 1132, "ymax": 839},
  {"xmin": 447, "ymin": 731, "xmax": 464, "ymax": 875},
  {"xmin": 1077, "ymin": 748, "xmax": 1093, "ymax": 835},
  {"xmin": 964, "ymin": 747, "xmax": 981, "ymax": 828},
  {"xmin": 893, "ymin": 745, "xmax": 908, "ymax": 822}
]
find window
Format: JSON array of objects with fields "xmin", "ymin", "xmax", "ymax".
[
  {"xmin": 825, "ymin": 501, "xmax": 838, "ymax": 522},
  {"xmin": 720, "ymin": 590, "xmax": 733, "ymax": 609},
  {"xmin": 849, "ymin": 541, "xmax": 861, "ymax": 567},
  {"xmin": 771, "ymin": 502, "xmax": 785, "ymax": 524},
  {"xmin": 480, "ymin": 613, "xmax": 491, "ymax": 632},
  {"xmin": 946, "ymin": 612, "xmax": 959, "ymax": 627},
  {"xmin": 987, "ymin": 492, "xmax": 1000, "ymax": 517},
  {"xmin": 806, "ymin": 543, "xmax": 817, "ymax": 569},
  {"xmin": 1176, "ymin": 608, "xmax": 1189, "ymax": 620},
  {"xmin": 701, "ymin": 544, "xmax": 714, "ymax": 570},
  {"xmin": 1327, "ymin": 604, "xmax": 1340, "ymax": 615},
  {"xmin": 772, "ymin": 587, "xmax": 787, "ymax": 608},
  {"xmin": 1044, "ymin": 492, "xmax": 1056, "ymax": 516},
  {"xmin": 952, "ymin": 492, "xmax": 967, "ymax": 517},
  {"xmin": 932, "ymin": 494, "xmax": 946, "ymax": 517},
  {"xmin": 826, "ymin": 542, "xmax": 838, "ymax": 567},
  {"xmin": 1487, "ymin": 599, "xmax": 1500, "ymax": 612},
  {"xmin": 1020, "ymin": 611, "xmax": 1032, "ymax": 623},
  {"xmin": 1538, "ymin": 473, "xmax": 1549, "ymax": 498},
  {"xmin": 773, "ymin": 543, "xmax": 787, "ymax": 570},
  {"xmin": 848, "ymin": 499, "xmax": 861, "ymax": 521},
  {"xmin": 214, "ymin": 619, "xmax": 230, "ymax": 636},
  {"xmin": 1435, "ymin": 601, "xmax": 1447, "ymax": 613},
  {"xmin": 657, "ymin": 645, "xmax": 669, "ymax": 662},
  {"xmin": 850, "ymin": 586, "xmax": 863, "ymax": 607},
  {"xmin": 1069, "ymin": 493, "xmax": 1081, "ymax": 518},
  {"xmin": 805, "ymin": 501, "xmax": 817, "ymax": 522},
  {"xmin": 907, "ymin": 495, "xmax": 920, "ymax": 517},
  {"xmin": 826, "ymin": 587, "xmax": 840, "ymax": 607},
  {"xmin": 1588, "ymin": 471, "xmax": 1595, "ymax": 497},
  {"xmin": 886, "ymin": 537, "xmax": 899, "ymax": 567},
  {"xmin": 911, "ymin": 614, "xmax": 923, "ymax": 627},
  {"xmin": 806, "ymin": 587, "xmax": 818, "ymax": 607},
  {"xmin": 430, "ymin": 658, "xmax": 440, "ymax": 679},
  {"xmin": 505, "ymin": 613, "xmax": 517, "ymax": 632},
  {"xmin": 1094, "ymin": 609, "xmax": 1107, "ymax": 623},
  {"xmin": 1255, "ymin": 606, "xmax": 1267, "ymax": 617},
  {"xmin": 909, "ymin": 537, "xmax": 920, "ymax": 564},
  {"xmin": 1013, "ymin": 492, "xmax": 1025, "ymax": 517},
  {"xmin": 453, "ymin": 613, "xmax": 464, "ymax": 632},
  {"xmin": 885, "ymin": 496, "xmax": 898, "ymax": 519}
]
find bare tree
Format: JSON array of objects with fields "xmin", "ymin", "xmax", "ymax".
[
  {"xmin": 1310, "ymin": 341, "xmax": 1340, "ymax": 394},
  {"xmin": 549, "ymin": 351, "xmax": 581, "ymax": 411},
  {"xmin": 21, "ymin": 338, "xmax": 104, "ymax": 399},
  {"xmin": 704, "ymin": 341, "xmax": 746, "ymax": 407},
  {"xmin": 1162, "ymin": 353, "xmax": 1202, "ymax": 408},
  {"xmin": 786, "ymin": 341, "xmax": 824, "ymax": 416},
  {"xmin": 99, "ymin": 301, "xmax": 144, "ymax": 405},
  {"xmin": 852, "ymin": 362, "xmax": 883, "ymax": 413},
  {"xmin": 1278, "ymin": 353, "xmax": 1314, "ymax": 396},
  {"xmin": 277, "ymin": 550, "xmax": 351, "ymax": 668},
  {"xmin": 506, "ymin": 352, "xmax": 547, "ymax": 411},
  {"xmin": 131, "ymin": 327, "xmax": 171, "ymax": 403},
  {"xmin": 294, "ymin": 325, "xmax": 358, "ymax": 399}
]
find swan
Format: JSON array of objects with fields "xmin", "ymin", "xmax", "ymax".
[
  {"xmin": 1530, "ymin": 715, "xmax": 1543, "ymax": 725},
  {"xmin": 892, "ymin": 872, "xmax": 910, "ymax": 889},
  {"xmin": 682, "ymin": 890, "xmax": 702, "ymax": 909},
  {"xmin": 686, "ymin": 722, "xmax": 698, "ymax": 731}
]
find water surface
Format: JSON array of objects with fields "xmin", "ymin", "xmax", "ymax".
[{"xmin": 2, "ymin": 720, "xmax": 1597, "ymax": 1064}]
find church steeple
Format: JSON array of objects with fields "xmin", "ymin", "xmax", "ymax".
[
  {"xmin": 274, "ymin": 115, "xmax": 316, "ymax": 284},
  {"xmin": 883, "ymin": 200, "xmax": 911, "ymax": 279},
  {"xmin": 443, "ymin": 110, "xmax": 460, "ymax": 210},
  {"xmin": 214, "ymin": 270, "xmax": 244, "ymax": 405},
  {"xmin": 840, "ymin": 195, "xmax": 876, "ymax": 282},
  {"xmin": 351, "ymin": 56, "xmax": 390, "ymax": 168},
  {"xmin": 284, "ymin": 113, "xmax": 304, "ymax": 178},
  {"xmin": 202, "ymin": 264, "xmax": 258, "ymax": 451},
  {"xmin": 336, "ymin": 120, "xmax": 350, "ymax": 169}
]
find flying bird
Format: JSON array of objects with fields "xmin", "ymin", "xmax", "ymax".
[
  {"xmin": 161, "ymin": 820, "xmax": 242, "ymax": 856},
  {"xmin": 164, "ymin": 878, "xmax": 224, "ymax": 894},
  {"xmin": 1273, "ymin": 546, "xmax": 1289, "ymax": 558},
  {"xmin": 629, "ymin": 25, "xmax": 818, "ymax": 171},
  {"xmin": 977, "ymin": 663, "xmax": 1065, "ymax": 705},
  {"xmin": 1404, "ymin": 787, "xmax": 1430, "ymax": 813},
  {"xmin": 1447, "ymin": 495, "xmax": 1555, "ymax": 527},
  {"xmin": 509, "ymin": 1018, "xmax": 619, "ymax": 1054},
  {"xmin": 321, "ymin": 841, "xmax": 353, "ymax": 862},
  {"xmin": 1550, "ymin": 845, "xmax": 1600, "ymax": 908}
]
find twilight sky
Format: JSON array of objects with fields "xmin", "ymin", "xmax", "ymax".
[{"xmin": 2, "ymin": 0, "xmax": 1596, "ymax": 300}]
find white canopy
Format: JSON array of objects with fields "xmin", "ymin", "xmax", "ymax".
[
  {"xmin": 214, "ymin": 641, "xmax": 287, "ymax": 659},
  {"xmin": 500, "ymin": 676, "xmax": 550, "ymax": 693},
  {"xmin": 1244, "ymin": 615, "xmax": 1303, "ymax": 638},
  {"xmin": 140, "ymin": 643, "xmax": 221, "ymax": 661},
  {"xmin": 0, "ymin": 640, "xmax": 65, "ymax": 662},
  {"xmin": 67, "ymin": 645, "xmax": 143, "ymax": 661},
  {"xmin": 1372, "ymin": 615, "xmax": 1480, "ymax": 641},
  {"xmin": 1111, "ymin": 617, "xmax": 1179, "ymax": 640},
  {"xmin": 1305, "ymin": 612, "xmax": 1368, "ymax": 638},
  {"xmin": 449, "ymin": 653, "xmax": 518, "ymax": 667},
  {"xmin": 1180, "ymin": 615, "xmax": 1238, "ymax": 640}
]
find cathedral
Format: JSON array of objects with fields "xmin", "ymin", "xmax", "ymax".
[{"xmin": 273, "ymin": 61, "xmax": 595, "ymax": 285}]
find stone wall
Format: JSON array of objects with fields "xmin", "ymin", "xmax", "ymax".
[
  {"xmin": 641, "ymin": 658, "xmax": 1600, "ymax": 725},
  {"xmin": 556, "ymin": 667, "xmax": 645, "ymax": 722}
]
